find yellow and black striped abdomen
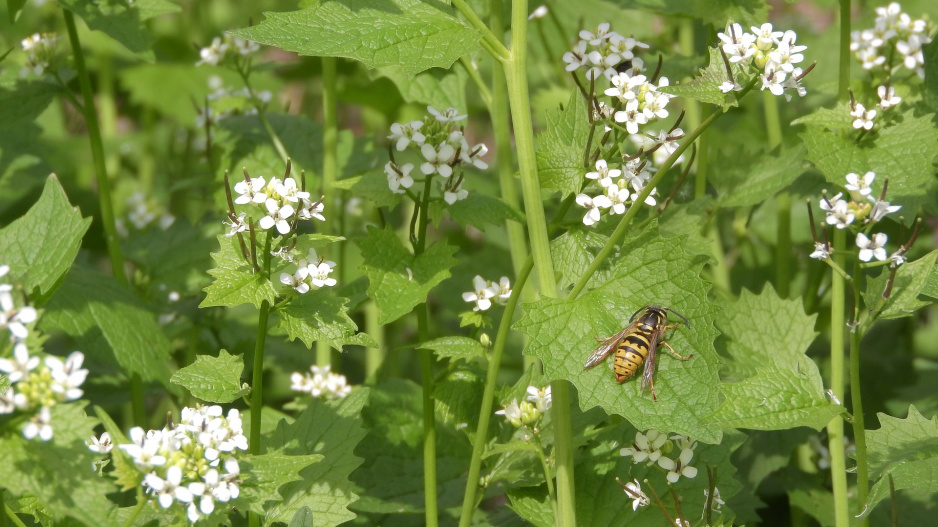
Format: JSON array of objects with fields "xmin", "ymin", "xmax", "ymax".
[{"xmin": 613, "ymin": 329, "xmax": 653, "ymax": 382}]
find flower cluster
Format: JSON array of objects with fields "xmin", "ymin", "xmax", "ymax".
[
  {"xmin": 385, "ymin": 106, "xmax": 488, "ymax": 204},
  {"xmin": 117, "ymin": 406, "xmax": 247, "ymax": 522},
  {"xmin": 717, "ymin": 22, "xmax": 809, "ymax": 100},
  {"xmin": 495, "ymin": 385, "xmax": 552, "ymax": 429},
  {"xmin": 116, "ymin": 192, "xmax": 176, "ymax": 237},
  {"xmin": 462, "ymin": 275, "xmax": 512, "ymax": 312},
  {"xmin": 280, "ymin": 248, "xmax": 337, "ymax": 294},
  {"xmin": 850, "ymin": 2, "xmax": 933, "ymax": 79},
  {"xmin": 575, "ymin": 158, "xmax": 660, "ymax": 226},
  {"xmin": 0, "ymin": 265, "xmax": 87, "ymax": 441},
  {"xmin": 812, "ymin": 172, "xmax": 907, "ymax": 268},
  {"xmin": 20, "ymin": 33, "xmax": 57, "ymax": 77},
  {"xmin": 196, "ymin": 34, "xmax": 261, "ymax": 67},
  {"xmin": 619, "ymin": 429, "xmax": 699, "ymax": 483},
  {"xmin": 290, "ymin": 365, "xmax": 352, "ymax": 399},
  {"xmin": 228, "ymin": 169, "xmax": 325, "ymax": 237},
  {"xmin": 562, "ymin": 22, "xmax": 649, "ymax": 81}
]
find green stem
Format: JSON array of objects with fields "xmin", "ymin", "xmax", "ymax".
[
  {"xmin": 532, "ymin": 432, "xmax": 559, "ymax": 519},
  {"xmin": 415, "ymin": 174, "xmax": 438, "ymax": 527},
  {"xmin": 850, "ymin": 260, "xmax": 870, "ymax": 525},
  {"xmin": 364, "ymin": 300, "xmax": 384, "ymax": 384},
  {"xmin": 3, "ymin": 504, "xmax": 27, "ymax": 527},
  {"xmin": 569, "ymin": 110, "xmax": 722, "ymax": 300},
  {"xmin": 249, "ymin": 234, "xmax": 273, "ymax": 456},
  {"xmin": 317, "ymin": 56, "xmax": 339, "ymax": 367},
  {"xmin": 459, "ymin": 55, "xmax": 492, "ymax": 108},
  {"xmin": 488, "ymin": 0, "xmax": 536, "ymax": 368},
  {"xmin": 838, "ymin": 0, "xmax": 852, "ymax": 100},
  {"xmin": 237, "ymin": 64, "xmax": 290, "ymax": 164},
  {"xmin": 62, "ymin": 9, "xmax": 145, "ymax": 426},
  {"xmin": 763, "ymin": 91, "xmax": 790, "ymax": 298},
  {"xmin": 502, "ymin": 2, "xmax": 576, "ymax": 525},
  {"xmin": 458, "ymin": 258, "xmax": 534, "ymax": 527},
  {"xmin": 450, "ymin": 0, "xmax": 510, "ymax": 62},
  {"xmin": 827, "ymin": 228, "xmax": 850, "ymax": 527}
]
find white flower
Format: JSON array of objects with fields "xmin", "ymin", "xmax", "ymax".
[
  {"xmin": 230, "ymin": 36, "xmax": 260, "ymax": 57},
  {"xmin": 580, "ymin": 23, "xmax": 612, "ymax": 46},
  {"xmin": 562, "ymin": 40, "xmax": 589, "ymax": 72},
  {"xmin": 585, "ymin": 159, "xmax": 621, "ymax": 188},
  {"xmin": 443, "ymin": 179, "xmax": 468, "ymax": 204},
  {"xmin": 146, "ymin": 465, "xmax": 192, "ymax": 509},
  {"xmin": 490, "ymin": 277, "xmax": 511, "ymax": 305},
  {"xmin": 259, "ymin": 199, "xmax": 294, "ymax": 234},
  {"xmin": 820, "ymin": 194, "xmax": 854, "ymax": 229},
  {"xmin": 23, "ymin": 406, "xmax": 53, "ymax": 441},
  {"xmin": 613, "ymin": 99, "xmax": 648, "ymax": 134},
  {"xmin": 0, "ymin": 343, "xmax": 40, "ymax": 382},
  {"xmin": 197, "ymin": 37, "xmax": 228, "ymax": 66},
  {"xmin": 87, "ymin": 432, "xmax": 114, "ymax": 454},
  {"xmin": 658, "ymin": 446, "xmax": 698, "ymax": 483},
  {"xmin": 224, "ymin": 212, "xmax": 249, "ymax": 238},
  {"xmin": 388, "ymin": 121, "xmax": 426, "ymax": 151},
  {"xmin": 604, "ymin": 183, "xmax": 632, "ymax": 214},
  {"xmin": 851, "ymin": 103, "xmax": 876, "ymax": 130},
  {"xmin": 621, "ymin": 479, "xmax": 650, "ymax": 511},
  {"xmin": 890, "ymin": 251, "xmax": 907, "ymax": 268},
  {"xmin": 810, "ymin": 242, "xmax": 830, "ymax": 260},
  {"xmin": 767, "ymin": 30, "xmax": 806, "ymax": 73},
  {"xmin": 629, "ymin": 178, "xmax": 658, "ymax": 207},
  {"xmin": 896, "ymin": 34, "xmax": 925, "ymax": 74},
  {"xmin": 234, "ymin": 176, "xmax": 267, "ymax": 205},
  {"xmin": 877, "ymin": 85, "xmax": 901, "ymax": 110},
  {"xmin": 720, "ymin": 80, "xmax": 743, "ymax": 93},
  {"xmin": 275, "ymin": 178, "xmax": 309, "ymax": 203},
  {"xmin": 751, "ymin": 23, "xmax": 783, "ymax": 50},
  {"xmin": 462, "ymin": 275, "xmax": 495, "ymax": 311},
  {"xmin": 462, "ymin": 143, "xmax": 489, "ymax": 170},
  {"xmin": 297, "ymin": 197, "xmax": 326, "ymax": 222},
  {"xmin": 280, "ymin": 267, "xmax": 310, "ymax": 294},
  {"xmin": 495, "ymin": 399, "xmax": 524, "ymax": 427},
  {"xmin": 845, "ymin": 171, "xmax": 875, "ymax": 198},
  {"xmin": 528, "ymin": 5, "xmax": 548, "ymax": 19},
  {"xmin": 420, "ymin": 143, "xmax": 456, "ymax": 178},
  {"xmin": 46, "ymin": 351, "xmax": 88, "ymax": 401},
  {"xmin": 308, "ymin": 259, "xmax": 337, "ymax": 289},
  {"xmin": 857, "ymin": 232, "xmax": 888, "ymax": 262},
  {"xmin": 525, "ymin": 385, "xmax": 551, "ymax": 413},
  {"xmin": 0, "ymin": 291, "xmax": 38, "ymax": 341},
  {"xmin": 576, "ymin": 193, "xmax": 612, "ymax": 226},
  {"xmin": 703, "ymin": 487, "xmax": 725, "ymax": 516},
  {"xmin": 385, "ymin": 162, "xmax": 415, "ymax": 194},
  {"xmin": 620, "ymin": 429, "xmax": 668, "ymax": 464},
  {"xmin": 868, "ymin": 197, "xmax": 901, "ymax": 222},
  {"xmin": 761, "ymin": 67, "xmax": 787, "ymax": 96},
  {"xmin": 0, "ymin": 387, "xmax": 14, "ymax": 414},
  {"xmin": 427, "ymin": 106, "xmax": 467, "ymax": 123}
]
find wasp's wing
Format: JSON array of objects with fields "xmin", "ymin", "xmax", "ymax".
[
  {"xmin": 583, "ymin": 327, "xmax": 631, "ymax": 369},
  {"xmin": 640, "ymin": 328, "xmax": 662, "ymax": 392}
]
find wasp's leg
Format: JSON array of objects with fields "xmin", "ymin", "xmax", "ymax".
[
  {"xmin": 660, "ymin": 340, "xmax": 693, "ymax": 361},
  {"xmin": 647, "ymin": 373, "xmax": 657, "ymax": 402}
]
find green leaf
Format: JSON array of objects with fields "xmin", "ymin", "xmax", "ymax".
[
  {"xmin": 417, "ymin": 336, "xmax": 485, "ymax": 362},
  {"xmin": 0, "ymin": 404, "xmax": 118, "ymax": 526},
  {"xmin": 264, "ymin": 389, "xmax": 369, "ymax": 526},
  {"xmin": 789, "ymin": 488, "xmax": 835, "ymax": 527},
  {"xmin": 0, "ymin": 79, "xmax": 61, "ymax": 131},
  {"xmin": 704, "ymin": 285, "xmax": 840, "ymax": 431},
  {"xmin": 288, "ymin": 507, "xmax": 314, "ymax": 527},
  {"xmin": 661, "ymin": 47, "xmax": 739, "ymax": 111},
  {"xmin": 863, "ymin": 405, "xmax": 938, "ymax": 513},
  {"xmin": 535, "ymin": 89, "xmax": 591, "ymax": 197},
  {"xmin": 549, "ymin": 227, "xmax": 610, "ymax": 291},
  {"xmin": 371, "ymin": 65, "xmax": 467, "ymax": 112},
  {"xmin": 201, "ymin": 234, "xmax": 278, "ymax": 309},
  {"xmin": 862, "ymin": 250, "xmax": 938, "ymax": 320},
  {"xmin": 333, "ymin": 169, "xmax": 403, "ymax": 209},
  {"xmin": 442, "ymin": 192, "xmax": 524, "ymax": 231},
  {"xmin": 39, "ymin": 266, "xmax": 173, "ymax": 385},
  {"xmin": 515, "ymin": 225, "xmax": 724, "ymax": 443},
  {"xmin": 170, "ymin": 349, "xmax": 248, "ymax": 403},
  {"xmin": 277, "ymin": 289, "xmax": 376, "ymax": 351},
  {"xmin": 121, "ymin": 218, "xmax": 215, "ymax": 294},
  {"xmin": 791, "ymin": 104, "xmax": 853, "ymax": 132},
  {"xmin": 356, "ymin": 226, "xmax": 458, "ymax": 324},
  {"xmin": 59, "ymin": 0, "xmax": 180, "ymax": 62},
  {"xmin": 0, "ymin": 175, "xmax": 91, "ymax": 300},
  {"xmin": 238, "ymin": 450, "xmax": 323, "ymax": 516},
  {"xmin": 801, "ymin": 109, "xmax": 938, "ymax": 217},
  {"xmin": 712, "ymin": 144, "xmax": 807, "ymax": 207},
  {"xmin": 923, "ymin": 38, "xmax": 938, "ymax": 110},
  {"xmin": 349, "ymin": 379, "xmax": 471, "ymax": 516},
  {"xmin": 230, "ymin": 0, "xmax": 481, "ymax": 77},
  {"xmin": 434, "ymin": 366, "xmax": 485, "ymax": 433},
  {"xmin": 921, "ymin": 262, "xmax": 938, "ymax": 300}
]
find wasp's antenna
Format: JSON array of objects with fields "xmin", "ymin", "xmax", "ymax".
[
  {"xmin": 628, "ymin": 306, "xmax": 646, "ymax": 323},
  {"xmin": 666, "ymin": 307, "xmax": 691, "ymax": 327}
]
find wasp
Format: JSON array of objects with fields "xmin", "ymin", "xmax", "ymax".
[{"xmin": 583, "ymin": 305, "xmax": 693, "ymax": 401}]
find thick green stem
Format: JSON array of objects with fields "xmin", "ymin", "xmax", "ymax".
[
  {"xmin": 364, "ymin": 300, "xmax": 384, "ymax": 384},
  {"xmin": 838, "ymin": 0, "xmax": 852, "ymax": 100},
  {"xmin": 451, "ymin": 0, "xmax": 510, "ymax": 62},
  {"xmin": 850, "ymin": 261, "xmax": 870, "ymax": 524},
  {"xmin": 763, "ymin": 91, "xmax": 790, "ymax": 298},
  {"xmin": 3, "ymin": 503, "xmax": 27, "ymax": 527},
  {"xmin": 501, "ymin": 2, "xmax": 577, "ymax": 525},
  {"xmin": 827, "ymin": 228, "xmax": 850, "ymax": 527},
  {"xmin": 62, "ymin": 10, "xmax": 145, "ymax": 426},
  {"xmin": 414, "ymin": 174, "xmax": 438, "ymax": 527},
  {"xmin": 488, "ymin": 0, "xmax": 536, "ymax": 368},
  {"xmin": 316, "ymin": 56, "xmax": 339, "ymax": 367},
  {"xmin": 249, "ymin": 234, "xmax": 273, "ymax": 456}
]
